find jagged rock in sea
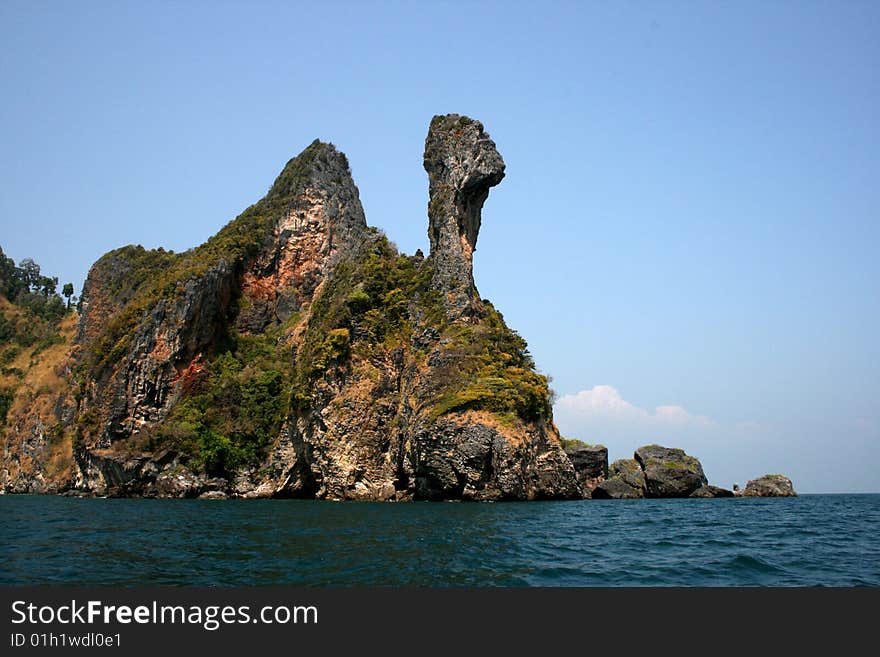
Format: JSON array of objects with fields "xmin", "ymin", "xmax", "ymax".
[
  {"xmin": 592, "ymin": 478, "xmax": 642, "ymax": 500},
  {"xmin": 634, "ymin": 444, "xmax": 708, "ymax": 498},
  {"xmin": 0, "ymin": 115, "xmax": 580, "ymax": 501},
  {"xmin": 564, "ymin": 443, "xmax": 608, "ymax": 498},
  {"xmin": 739, "ymin": 474, "xmax": 797, "ymax": 497},
  {"xmin": 594, "ymin": 448, "xmax": 712, "ymax": 500},
  {"xmin": 592, "ymin": 458, "xmax": 646, "ymax": 499},
  {"xmin": 690, "ymin": 485, "xmax": 735, "ymax": 498},
  {"xmin": 593, "ymin": 448, "xmax": 783, "ymax": 500}
]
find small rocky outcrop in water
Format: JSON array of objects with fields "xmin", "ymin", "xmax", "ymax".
[
  {"xmin": 563, "ymin": 442, "xmax": 608, "ymax": 498},
  {"xmin": 592, "ymin": 458, "xmax": 646, "ymax": 499},
  {"xmin": 690, "ymin": 485, "xmax": 735, "ymax": 498},
  {"xmin": 591, "ymin": 446, "xmax": 794, "ymax": 500},
  {"xmin": 739, "ymin": 474, "xmax": 797, "ymax": 497},
  {"xmin": 634, "ymin": 445, "xmax": 708, "ymax": 498}
]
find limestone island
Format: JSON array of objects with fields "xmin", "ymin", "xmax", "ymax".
[{"xmin": 0, "ymin": 115, "xmax": 795, "ymax": 501}]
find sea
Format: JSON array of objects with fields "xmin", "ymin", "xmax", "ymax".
[{"xmin": 1, "ymin": 494, "xmax": 878, "ymax": 586}]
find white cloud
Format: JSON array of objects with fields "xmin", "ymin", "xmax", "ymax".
[
  {"xmin": 555, "ymin": 384, "xmax": 642, "ymax": 417},
  {"xmin": 655, "ymin": 405, "xmax": 715, "ymax": 426},
  {"xmin": 555, "ymin": 385, "xmax": 713, "ymax": 427}
]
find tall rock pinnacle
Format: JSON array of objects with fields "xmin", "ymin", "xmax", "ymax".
[{"xmin": 423, "ymin": 114, "xmax": 505, "ymax": 314}]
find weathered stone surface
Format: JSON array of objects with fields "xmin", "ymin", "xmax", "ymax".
[
  {"xmin": 105, "ymin": 259, "xmax": 235, "ymax": 447},
  {"xmin": 564, "ymin": 444, "xmax": 608, "ymax": 498},
  {"xmin": 73, "ymin": 142, "xmax": 369, "ymax": 464},
  {"xmin": 593, "ymin": 477, "xmax": 644, "ymax": 499},
  {"xmin": 592, "ymin": 458, "xmax": 646, "ymax": 499},
  {"xmin": 237, "ymin": 143, "xmax": 367, "ymax": 333},
  {"xmin": 634, "ymin": 444, "xmax": 707, "ymax": 498},
  {"xmin": 424, "ymin": 114, "xmax": 505, "ymax": 315},
  {"xmin": 690, "ymin": 485, "xmax": 735, "ymax": 498},
  {"xmin": 610, "ymin": 458, "xmax": 647, "ymax": 490},
  {"xmin": 411, "ymin": 413, "xmax": 580, "ymax": 501},
  {"xmin": 740, "ymin": 474, "xmax": 797, "ymax": 497},
  {"xmin": 155, "ymin": 466, "xmax": 202, "ymax": 498},
  {"xmin": 71, "ymin": 448, "xmax": 227, "ymax": 498}
]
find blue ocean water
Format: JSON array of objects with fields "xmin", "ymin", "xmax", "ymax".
[{"xmin": 1, "ymin": 494, "xmax": 877, "ymax": 586}]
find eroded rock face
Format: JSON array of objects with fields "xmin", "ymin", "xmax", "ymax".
[
  {"xmin": 740, "ymin": 474, "xmax": 797, "ymax": 497},
  {"xmin": 75, "ymin": 142, "xmax": 367, "ymax": 458},
  {"xmin": 411, "ymin": 414, "xmax": 580, "ymax": 501},
  {"xmin": 565, "ymin": 444, "xmax": 608, "ymax": 498},
  {"xmin": 237, "ymin": 144, "xmax": 367, "ymax": 333},
  {"xmin": 424, "ymin": 114, "xmax": 505, "ymax": 315},
  {"xmin": 99, "ymin": 259, "xmax": 235, "ymax": 446},
  {"xmin": 610, "ymin": 458, "xmax": 647, "ymax": 491},
  {"xmin": 690, "ymin": 485, "xmax": 735, "ymax": 498},
  {"xmin": 593, "ymin": 458, "xmax": 646, "ymax": 499},
  {"xmin": 634, "ymin": 445, "xmax": 707, "ymax": 498},
  {"xmin": 592, "ymin": 477, "xmax": 644, "ymax": 499}
]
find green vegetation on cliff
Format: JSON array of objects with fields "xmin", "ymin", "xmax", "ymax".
[
  {"xmin": 0, "ymin": 246, "xmax": 72, "ymax": 335},
  {"xmin": 427, "ymin": 303, "xmax": 552, "ymax": 423},
  {"xmin": 289, "ymin": 233, "xmax": 552, "ymax": 427},
  {"xmin": 146, "ymin": 228, "xmax": 553, "ymax": 477},
  {"xmin": 559, "ymin": 437, "xmax": 605, "ymax": 450},
  {"xmin": 147, "ymin": 232, "xmax": 426, "ymax": 475},
  {"xmin": 288, "ymin": 232, "xmax": 553, "ymax": 426},
  {"xmin": 0, "ymin": 303, "xmax": 63, "ymax": 355},
  {"xmin": 87, "ymin": 245, "xmax": 180, "ymax": 370},
  {"xmin": 291, "ymin": 233, "xmax": 442, "ymax": 410},
  {"xmin": 0, "ymin": 388, "xmax": 11, "ymax": 424},
  {"xmin": 155, "ymin": 333, "xmax": 292, "ymax": 475},
  {"xmin": 21, "ymin": 133, "xmax": 553, "ymax": 482},
  {"xmin": 0, "ymin": 250, "xmax": 72, "ymax": 407}
]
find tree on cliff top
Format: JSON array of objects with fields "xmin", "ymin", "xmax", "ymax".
[{"xmin": 0, "ymin": 246, "xmax": 68, "ymax": 325}]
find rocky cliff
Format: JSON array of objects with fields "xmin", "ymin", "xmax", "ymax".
[
  {"xmin": 1, "ymin": 115, "xmax": 581, "ymax": 500},
  {"xmin": 0, "ymin": 115, "xmax": 797, "ymax": 502}
]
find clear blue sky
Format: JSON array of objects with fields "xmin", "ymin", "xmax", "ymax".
[{"xmin": 2, "ymin": 1, "xmax": 877, "ymax": 492}]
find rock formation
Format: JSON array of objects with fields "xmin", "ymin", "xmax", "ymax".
[
  {"xmin": 74, "ymin": 142, "xmax": 368, "ymax": 453},
  {"xmin": 593, "ymin": 458, "xmax": 646, "ymax": 499},
  {"xmin": 635, "ymin": 445, "xmax": 708, "ymax": 498},
  {"xmin": 738, "ymin": 474, "xmax": 797, "ymax": 497},
  {"xmin": 424, "ymin": 114, "xmax": 505, "ymax": 315},
  {"xmin": 690, "ymin": 485, "xmax": 735, "ymax": 498},
  {"xmin": 0, "ymin": 116, "xmax": 799, "ymax": 503},
  {"xmin": 564, "ymin": 443, "xmax": 608, "ymax": 498},
  {"xmin": 1, "ymin": 116, "xmax": 580, "ymax": 501},
  {"xmin": 593, "ymin": 447, "xmax": 716, "ymax": 499}
]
